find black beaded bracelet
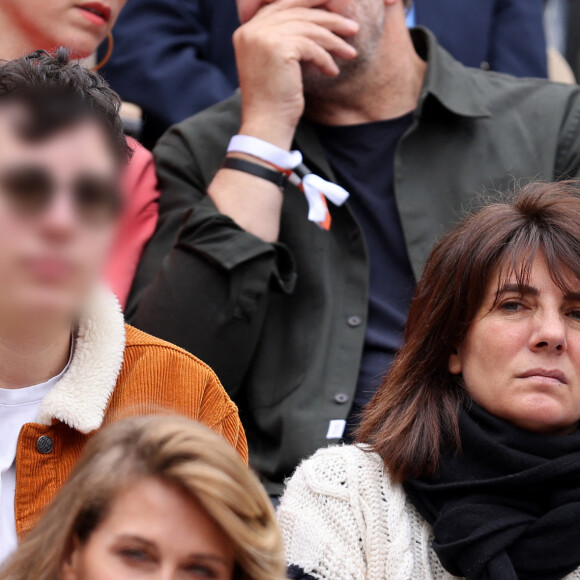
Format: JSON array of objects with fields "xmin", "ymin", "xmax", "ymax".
[{"xmin": 222, "ymin": 157, "xmax": 287, "ymax": 189}]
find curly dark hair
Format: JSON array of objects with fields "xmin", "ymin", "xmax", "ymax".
[{"xmin": 0, "ymin": 48, "xmax": 131, "ymax": 164}]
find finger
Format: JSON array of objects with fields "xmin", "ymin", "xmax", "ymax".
[
  {"xmin": 295, "ymin": 38, "xmax": 341, "ymax": 77},
  {"xmin": 282, "ymin": 22, "xmax": 357, "ymax": 60},
  {"xmin": 258, "ymin": 0, "xmax": 331, "ymax": 15},
  {"xmin": 255, "ymin": 5, "xmax": 360, "ymax": 36}
]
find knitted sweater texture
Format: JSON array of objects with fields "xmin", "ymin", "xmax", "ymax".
[{"xmin": 278, "ymin": 445, "xmax": 580, "ymax": 580}]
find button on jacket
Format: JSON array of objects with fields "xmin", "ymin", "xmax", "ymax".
[
  {"xmin": 15, "ymin": 289, "xmax": 247, "ymax": 538},
  {"xmin": 127, "ymin": 28, "xmax": 580, "ymax": 495}
]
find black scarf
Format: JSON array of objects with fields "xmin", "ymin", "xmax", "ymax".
[{"xmin": 403, "ymin": 402, "xmax": 580, "ymax": 580}]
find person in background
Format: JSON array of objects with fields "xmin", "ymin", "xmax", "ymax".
[
  {"xmin": 279, "ymin": 182, "xmax": 580, "ymax": 579},
  {"xmin": 0, "ymin": 0, "xmax": 125, "ymax": 60},
  {"xmin": 0, "ymin": 415, "xmax": 285, "ymax": 580},
  {"xmin": 564, "ymin": 1, "xmax": 580, "ymax": 79},
  {"xmin": 99, "ymin": 0, "xmax": 240, "ymax": 150},
  {"xmin": 411, "ymin": 0, "xmax": 547, "ymax": 77},
  {"xmin": 544, "ymin": 0, "xmax": 568, "ymax": 57},
  {"xmin": 100, "ymin": 0, "xmax": 547, "ymax": 153},
  {"xmin": 0, "ymin": 50, "xmax": 246, "ymax": 565},
  {"xmin": 127, "ymin": 0, "xmax": 580, "ymax": 499},
  {"xmin": 0, "ymin": 0, "xmax": 160, "ymax": 308}
]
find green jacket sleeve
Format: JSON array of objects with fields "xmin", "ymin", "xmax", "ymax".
[{"xmin": 126, "ymin": 117, "xmax": 296, "ymax": 397}]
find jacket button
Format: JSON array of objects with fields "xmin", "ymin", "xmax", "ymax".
[
  {"xmin": 347, "ymin": 316, "xmax": 362, "ymax": 328},
  {"xmin": 37, "ymin": 435, "xmax": 53, "ymax": 455},
  {"xmin": 334, "ymin": 393, "xmax": 350, "ymax": 404}
]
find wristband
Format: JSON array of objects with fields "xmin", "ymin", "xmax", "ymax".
[
  {"xmin": 229, "ymin": 135, "xmax": 303, "ymax": 170},
  {"xmin": 227, "ymin": 135, "xmax": 350, "ymax": 231},
  {"xmin": 222, "ymin": 157, "xmax": 287, "ymax": 188}
]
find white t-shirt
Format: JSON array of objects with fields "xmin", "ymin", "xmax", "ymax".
[{"xmin": 0, "ymin": 343, "xmax": 73, "ymax": 564}]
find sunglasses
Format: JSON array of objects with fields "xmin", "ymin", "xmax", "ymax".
[{"xmin": 0, "ymin": 165, "xmax": 122, "ymax": 225}]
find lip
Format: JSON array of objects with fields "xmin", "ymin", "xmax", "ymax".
[
  {"xmin": 517, "ymin": 368, "xmax": 568, "ymax": 385},
  {"xmin": 75, "ymin": 2, "xmax": 111, "ymax": 25},
  {"xmin": 26, "ymin": 256, "xmax": 75, "ymax": 281}
]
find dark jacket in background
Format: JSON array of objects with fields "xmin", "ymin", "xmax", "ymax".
[
  {"xmin": 415, "ymin": 0, "xmax": 548, "ymax": 77},
  {"xmin": 101, "ymin": 0, "xmax": 546, "ymax": 150},
  {"xmin": 99, "ymin": 0, "xmax": 239, "ymax": 149},
  {"xmin": 127, "ymin": 29, "xmax": 580, "ymax": 494}
]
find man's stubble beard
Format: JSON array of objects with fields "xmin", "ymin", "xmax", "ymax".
[{"xmin": 302, "ymin": 5, "xmax": 386, "ymax": 99}]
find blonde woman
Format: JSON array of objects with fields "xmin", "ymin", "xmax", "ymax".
[{"xmin": 0, "ymin": 415, "xmax": 285, "ymax": 580}]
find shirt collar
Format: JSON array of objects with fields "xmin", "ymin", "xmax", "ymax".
[{"xmin": 412, "ymin": 27, "xmax": 491, "ymax": 119}]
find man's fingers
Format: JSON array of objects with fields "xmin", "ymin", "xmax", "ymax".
[
  {"xmin": 284, "ymin": 22, "xmax": 357, "ymax": 60},
  {"xmin": 254, "ymin": 5, "xmax": 360, "ymax": 37},
  {"xmin": 257, "ymin": 0, "xmax": 333, "ymax": 16},
  {"xmin": 296, "ymin": 38, "xmax": 341, "ymax": 77}
]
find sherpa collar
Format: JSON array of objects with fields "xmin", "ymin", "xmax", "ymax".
[{"xmin": 37, "ymin": 288, "xmax": 126, "ymax": 434}]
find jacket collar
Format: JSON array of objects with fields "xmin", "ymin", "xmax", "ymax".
[
  {"xmin": 37, "ymin": 288, "xmax": 126, "ymax": 434},
  {"xmin": 294, "ymin": 27, "xmax": 490, "ymax": 176},
  {"xmin": 412, "ymin": 27, "xmax": 491, "ymax": 119}
]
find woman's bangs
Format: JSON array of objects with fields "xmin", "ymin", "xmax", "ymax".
[{"xmin": 492, "ymin": 229, "xmax": 580, "ymax": 304}]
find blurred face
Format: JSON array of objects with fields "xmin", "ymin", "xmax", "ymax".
[
  {"xmin": 0, "ymin": 106, "xmax": 120, "ymax": 325},
  {"xmin": 449, "ymin": 256, "xmax": 580, "ymax": 435},
  {"xmin": 62, "ymin": 477, "xmax": 236, "ymax": 580},
  {"xmin": 237, "ymin": 0, "xmax": 387, "ymax": 88},
  {"xmin": 0, "ymin": 0, "xmax": 128, "ymax": 58}
]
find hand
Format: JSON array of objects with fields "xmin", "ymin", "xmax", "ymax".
[{"xmin": 234, "ymin": 0, "xmax": 359, "ymax": 149}]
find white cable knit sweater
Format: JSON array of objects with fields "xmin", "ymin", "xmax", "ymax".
[{"xmin": 278, "ymin": 444, "xmax": 580, "ymax": 580}]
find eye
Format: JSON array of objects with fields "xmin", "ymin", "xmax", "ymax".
[
  {"xmin": 118, "ymin": 548, "xmax": 151, "ymax": 562},
  {"xmin": 74, "ymin": 174, "xmax": 122, "ymax": 225},
  {"xmin": 500, "ymin": 300, "xmax": 526, "ymax": 312},
  {"xmin": 568, "ymin": 309, "xmax": 580, "ymax": 321},
  {"xmin": 0, "ymin": 165, "xmax": 52, "ymax": 216},
  {"xmin": 185, "ymin": 564, "xmax": 219, "ymax": 578}
]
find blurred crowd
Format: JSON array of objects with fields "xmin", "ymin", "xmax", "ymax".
[{"xmin": 2, "ymin": 1, "xmax": 580, "ymax": 580}]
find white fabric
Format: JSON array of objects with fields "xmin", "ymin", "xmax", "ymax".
[
  {"xmin": 228, "ymin": 134, "xmax": 304, "ymax": 169},
  {"xmin": 278, "ymin": 445, "xmax": 580, "ymax": 580},
  {"xmin": 227, "ymin": 134, "xmax": 350, "ymax": 228},
  {"xmin": 301, "ymin": 173, "xmax": 350, "ymax": 224},
  {"xmin": 0, "ymin": 342, "xmax": 73, "ymax": 563}
]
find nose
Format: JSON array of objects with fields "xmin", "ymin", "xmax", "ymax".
[
  {"xmin": 38, "ymin": 189, "xmax": 78, "ymax": 238},
  {"xmin": 529, "ymin": 307, "xmax": 568, "ymax": 353},
  {"xmin": 157, "ymin": 566, "xmax": 180, "ymax": 580}
]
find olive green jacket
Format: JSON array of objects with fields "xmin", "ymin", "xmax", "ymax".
[{"xmin": 128, "ymin": 28, "xmax": 580, "ymax": 494}]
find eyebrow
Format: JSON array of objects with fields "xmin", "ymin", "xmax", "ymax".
[
  {"xmin": 496, "ymin": 283, "xmax": 538, "ymax": 297},
  {"xmin": 496, "ymin": 283, "xmax": 580, "ymax": 302},
  {"xmin": 117, "ymin": 535, "xmax": 155, "ymax": 548},
  {"xmin": 186, "ymin": 555, "xmax": 229, "ymax": 564}
]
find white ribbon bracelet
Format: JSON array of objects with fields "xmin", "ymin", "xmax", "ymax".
[{"xmin": 227, "ymin": 135, "xmax": 350, "ymax": 230}]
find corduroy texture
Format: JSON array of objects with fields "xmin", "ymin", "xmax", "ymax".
[{"xmin": 15, "ymin": 325, "xmax": 247, "ymax": 538}]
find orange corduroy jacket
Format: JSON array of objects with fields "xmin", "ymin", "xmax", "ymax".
[{"xmin": 14, "ymin": 289, "xmax": 247, "ymax": 539}]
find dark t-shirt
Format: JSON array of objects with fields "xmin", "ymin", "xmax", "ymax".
[{"xmin": 315, "ymin": 113, "xmax": 416, "ymax": 411}]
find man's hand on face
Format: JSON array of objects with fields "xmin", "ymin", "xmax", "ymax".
[{"xmin": 234, "ymin": 0, "xmax": 359, "ymax": 149}]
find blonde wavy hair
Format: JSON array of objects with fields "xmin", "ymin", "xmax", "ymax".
[{"xmin": 0, "ymin": 415, "xmax": 286, "ymax": 580}]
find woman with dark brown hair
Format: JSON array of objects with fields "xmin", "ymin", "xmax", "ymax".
[{"xmin": 279, "ymin": 181, "xmax": 580, "ymax": 580}]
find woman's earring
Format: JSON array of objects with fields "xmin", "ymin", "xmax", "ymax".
[{"xmin": 92, "ymin": 32, "xmax": 114, "ymax": 72}]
